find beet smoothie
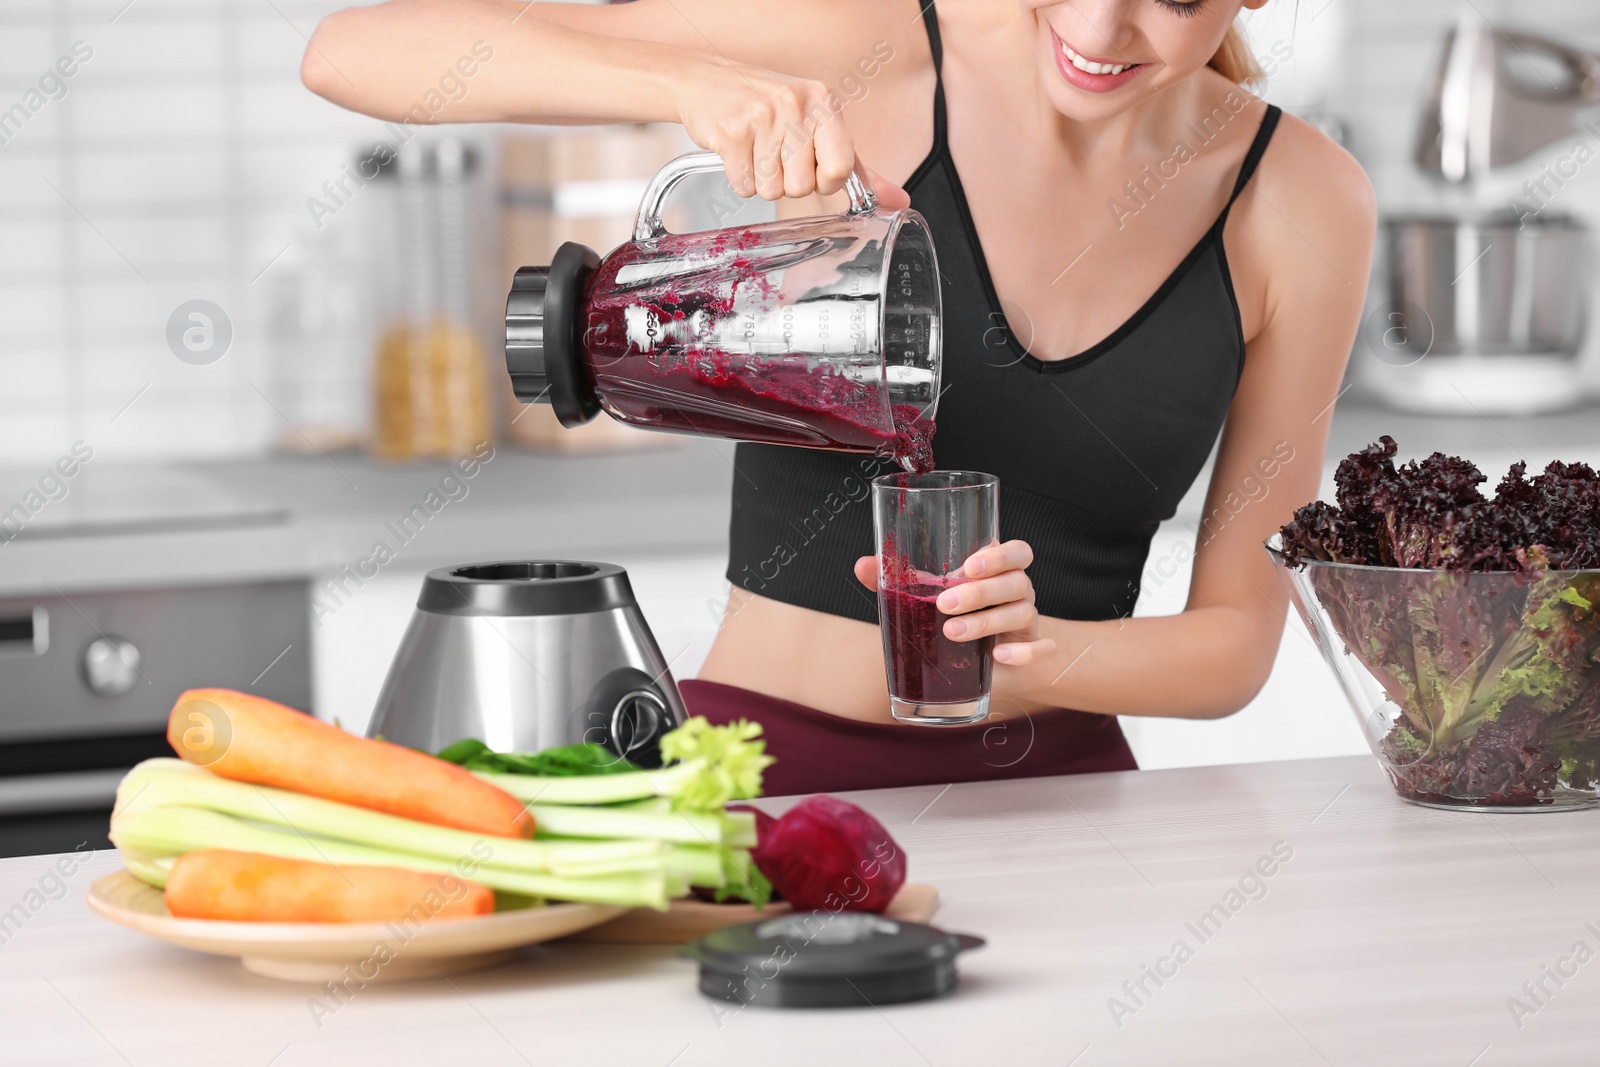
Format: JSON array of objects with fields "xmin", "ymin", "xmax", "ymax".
[
  {"xmin": 579, "ymin": 230, "xmax": 936, "ymax": 472},
  {"xmin": 878, "ymin": 548, "xmax": 994, "ymax": 705}
]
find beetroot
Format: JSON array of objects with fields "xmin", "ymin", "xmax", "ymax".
[{"xmin": 752, "ymin": 796, "xmax": 906, "ymax": 914}]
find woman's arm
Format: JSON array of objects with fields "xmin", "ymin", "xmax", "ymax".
[
  {"xmin": 995, "ymin": 115, "xmax": 1376, "ymax": 719},
  {"xmin": 302, "ymin": 0, "xmax": 898, "ymax": 201},
  {"xmin": 302, "ymin": 0, "xmax": 683, "ymax": 125}
]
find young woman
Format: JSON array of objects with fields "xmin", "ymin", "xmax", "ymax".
[{"xmin": 305, "ymin": 0, "xmax": 1374, "ymax": 794}]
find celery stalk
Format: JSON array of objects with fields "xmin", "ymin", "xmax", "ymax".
[
  {"xmin": 472, "ymin": 762, "xmax": 702, "ymax": 806},
  {"xmin": 724, "ymin": 847, "xmax": 751, "ymax": 882},
  {"xmin": 112, "ymin": 805, "xmax": 670, "ymax": 909},
  {"xmin": 117, "ymin": 847, "xmax": 175, "ymax": 888},
  {"xmin": 528, "ymin": 804, "xmax": 727, "ymax": 845},
  {"xmin": 662, "ymin": 845, "xmax": 727, "ymax": 888},
  {"xmin": 119, "ymin": 759, "xmax": 663, "ymax": 876},
  {"xmin": 721, "ymin": 810, "xmax": 758, "ymax": 849},
  {"xmin": 609, "ymin": 797, "xmax": 675, "ymax": 813}
]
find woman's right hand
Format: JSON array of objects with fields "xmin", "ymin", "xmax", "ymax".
[{"xmin": 673, "ymin": 56, "xmax": 909, "ymax": 208}]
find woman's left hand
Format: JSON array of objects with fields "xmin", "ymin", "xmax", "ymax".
[{"xmin": 854, "ymin": 540, "xmax": 1057, "ymax": 666}]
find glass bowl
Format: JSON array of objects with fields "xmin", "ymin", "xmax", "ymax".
[{"xmin": 1267, "ymin": 535, "xmax": 1600, "ymax": 810}]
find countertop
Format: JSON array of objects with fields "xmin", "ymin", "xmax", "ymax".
[
  {"xmin": 5, "ymin": 754, "xmax": 1600, "ymax": 1065},
  {"xmin": 0, "ymin": 438, "xmax": 737, "ymax": 598},
  {"xmin": 2, "ymin": 398, "xmax": 1598, "ymax": 598}
]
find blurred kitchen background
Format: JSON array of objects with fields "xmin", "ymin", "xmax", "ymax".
[{"xmin": 1, "ymin": 0, "xmax": 1598, "ymax": 854}]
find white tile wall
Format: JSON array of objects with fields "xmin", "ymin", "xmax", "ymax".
[
  {"xmin": 3, "ymin": 1, "xmax": 1597, "ymax": 466},
  {"xmin": 0, "ymin": 0, "xmax": 400, "ymax": 464}
]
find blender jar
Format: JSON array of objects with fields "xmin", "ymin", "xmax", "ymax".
[{"xmin": 505, "ymin": 151, "xmax": 942, "ymax": 467}]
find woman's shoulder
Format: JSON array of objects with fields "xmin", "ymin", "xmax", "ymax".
[
  {"xmin": 1255, "ymin": 109, "xmax": 1376, "ymax": 227},
  {"xmin": 1226, "ymin": 105, "xmax": 1376, "ymax": 333}
]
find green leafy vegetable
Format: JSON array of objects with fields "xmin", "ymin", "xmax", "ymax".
[
  {"xmin": 657, "ymin": 718, "xmax": 774, "ymax": 812},
  {"xmin": 1281, "ymin": 440, "xmax": 1600, "ymax": 805},
  {"xmin": 445, "ymin": 717, "xmax": 775, "ymax": 814},
  {"xmin": 708, "ymin": 851, "xmax": 773, "ymax": 908},
  {"xmin": 437, "ymin": 739, "xmax": 640, "ymax": 777}
]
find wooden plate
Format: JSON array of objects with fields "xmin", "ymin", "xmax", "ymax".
[
  {"xmin": 565, "ymin": 882, "xmax": 940, "ymax": 944},
  {"xmin": 86, "ymin": 869, "xmax": 627, "ymax": 983}
]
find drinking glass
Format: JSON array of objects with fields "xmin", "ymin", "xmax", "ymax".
[{"xmin": 872, "ymin": 471, "xmax": 999, "ymax": 725}]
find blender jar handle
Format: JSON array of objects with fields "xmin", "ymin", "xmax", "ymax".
[{"xmin": 633, "ymin": 150, "xmax": 880, "ymax": 241}]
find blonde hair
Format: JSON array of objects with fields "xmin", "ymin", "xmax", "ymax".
[{"xmin": 1208, "ymin": 22, "xmax": 1264, "ymax": 87}]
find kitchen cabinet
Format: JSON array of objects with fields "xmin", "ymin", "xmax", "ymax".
[{"xmin": 7, "ymin": 754, "xmax": 1597, "ymax": 1064}]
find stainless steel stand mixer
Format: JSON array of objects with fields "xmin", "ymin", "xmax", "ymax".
[{"xmin": 1417, "ymin": 14, "xmax": 1600, "ymax": 182}]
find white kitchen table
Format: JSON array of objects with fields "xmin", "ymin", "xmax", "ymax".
[{"xmin": 3, "ymin": 754, "xmax": 1598, "ymax": 1066}]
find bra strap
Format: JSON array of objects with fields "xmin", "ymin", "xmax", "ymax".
[
  {"xmin": 917, "ymin": 0, "xmax": 943, "ymax": 73},
  {"xmin": 915, "ymin": 0, "xmax": 947, "ymax": 151},
  {"xmin": 1227, "ymin": 104, "xmax": 1282, "ymax": 204}
]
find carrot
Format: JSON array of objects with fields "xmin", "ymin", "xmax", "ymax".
[
  {"xmin": 165, "ymin": 849, "xmax": 494, "ymax": 923},
  {"xmin": 167, "ymin": 688, "xmax": 534, "ymax": 839}
]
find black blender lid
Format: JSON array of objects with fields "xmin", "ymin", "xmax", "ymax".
[
  {"xmin": 417, "ymin": 560, "xmax": 636, "ymax": 617},
  {"xmin": 682, "ymin": 914, "xmax": 984, "ymax": 1009},
  {"xmin": 504, "ymin": 241, "xmax": 600, "ymax": 425}
]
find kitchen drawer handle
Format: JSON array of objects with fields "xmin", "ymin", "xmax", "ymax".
[
  {"xmin": 0, "ymin": 768, "xmax": 123, "ymax": 816},
  {"xmin": 0, "ymin": 607, "xmax": 47, "ymax": 656}
]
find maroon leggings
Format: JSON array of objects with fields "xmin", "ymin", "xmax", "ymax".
[{"xmin": 678, "ymin": 679, "xmax": 1136, "ymax": 796}]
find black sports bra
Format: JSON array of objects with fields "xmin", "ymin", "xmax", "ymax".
[{"xmin": 723, "ymin": 2, "xmax": 1281, "ymax": 625}]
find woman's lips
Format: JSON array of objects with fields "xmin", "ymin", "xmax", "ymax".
[{"xmin": 1049, "ymin": 28, "xmax": 1145, "ymax": 93}]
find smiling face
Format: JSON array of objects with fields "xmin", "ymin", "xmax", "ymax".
[{"xmin": 1022, "ymin": 0, "xmax": 1261, "ymax": 120}]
